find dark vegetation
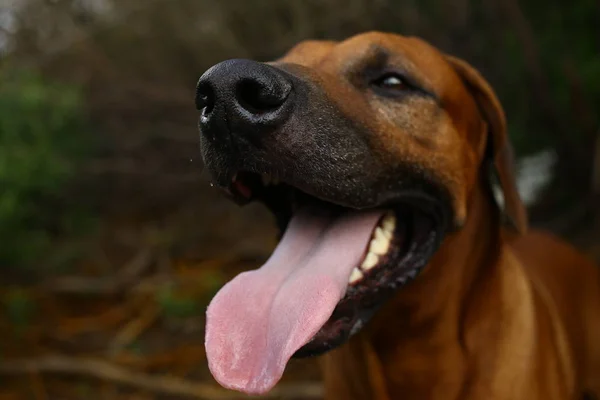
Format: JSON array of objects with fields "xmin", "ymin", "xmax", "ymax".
[{"xmin": 0, "ymin": 0, "xmax": 598, "ymax": 398}]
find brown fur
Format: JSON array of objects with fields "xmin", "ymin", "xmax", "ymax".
[{"xmin": 275, "ymin": 32, "xmax": 600, "ymax": 399}]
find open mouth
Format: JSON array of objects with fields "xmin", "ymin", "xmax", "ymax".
[
  {"xmin": 204, "ymin": 168, "xmax": 447, "ymax": 394},
  {"xmin": 228, "ymin": 171, "xmax": 443, "ymax": 355}
]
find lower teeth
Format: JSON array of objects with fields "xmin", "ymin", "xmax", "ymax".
[
  {"xmin": 348, "ymin": 211, "xmax": 396, "ymax": 284},
  {"xmin": 348, "ymin": 268, "xmax": 364, "ymax": 284}
]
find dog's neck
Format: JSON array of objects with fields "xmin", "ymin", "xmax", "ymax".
[{"xmin": 321, "ymin": 184, "xmax": 517, "ymax": 400}]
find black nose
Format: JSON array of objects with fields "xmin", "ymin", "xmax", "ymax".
[{"xmin": 196, "ymin": 59, "xmax": 293, "ymax": 137}]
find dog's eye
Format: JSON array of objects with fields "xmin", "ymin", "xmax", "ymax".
[{"xmin": 370, "ymin": 73, "xmax": 409, "ymax": 92}]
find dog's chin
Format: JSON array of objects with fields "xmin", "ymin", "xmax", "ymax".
[{"xmin": 220, "ymin": 170, "xmax": 449, "ymax": 357}]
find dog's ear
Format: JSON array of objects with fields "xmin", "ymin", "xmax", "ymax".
[{"xmin": 445, "ymin": 55, "xmax": 528, "ymax": 234}]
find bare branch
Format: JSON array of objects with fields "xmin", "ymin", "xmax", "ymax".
[
  {"xmin": 41, "ymin": 247, "xmax": 154, "ymax": 295},
  {"xmin": 108, "ymin": 303, "xmax": 159, "ymax": 356},
  {"xmin": 0, "ymin": 355, "xmax": 323, "ymax": 399}
]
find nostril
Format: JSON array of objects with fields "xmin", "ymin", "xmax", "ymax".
[
  {"xmin": 236, "ymin": 78, "xmax": 290, "ymax": 114},
  {"xmin": 195, "ymin": 82, "xmax": 215, "ymax": 116}
]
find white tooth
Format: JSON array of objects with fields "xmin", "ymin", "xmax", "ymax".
[
  {"xmin": 382, "ymin": 213, "xmax": 396, "ymax": 232},
  {"xmin": 361, "ymin": 252, "xmax": 379, "ymax": 270},
  {"xmin": 261, "ymin": 174, "xmax": 271, "ymax": 186},
  {"xmin": 375, "ymin": 226, "xmax": 392, "ymax": 242},
  {"xmin": 369, "ymin": 236, "xmax": 389, "ymax": 255},
  {"xmin": 348, "ymin": 268, "xmax": 364, "ymax": 284}
]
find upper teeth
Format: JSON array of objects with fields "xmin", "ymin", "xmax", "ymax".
[{"xmin": 348, "ymin": 211, "xmax": 396, "ymax": 284}]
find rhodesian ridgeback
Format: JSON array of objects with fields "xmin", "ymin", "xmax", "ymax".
[{"xmin": 196, "ymin": 32, "xmax": 600, "ymax": 399}]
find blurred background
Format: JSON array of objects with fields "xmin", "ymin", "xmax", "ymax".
[{"xmin": 0, "ymin": 0, "xmax": 598, "ymax": 398}]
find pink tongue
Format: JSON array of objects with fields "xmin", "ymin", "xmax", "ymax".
[{"xmin": 205, "ymin": 206, "xmax": 384, "ymax": 394}]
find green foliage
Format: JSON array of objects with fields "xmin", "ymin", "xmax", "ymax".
[
  {"xmin": 156, "ymin": 284, "xmax": 200, "ymax": 319},
  {"xmin": 0, "ymin": 69, "xmax": 92, "ymax": 269},
  {"xmin": 497, "ymin": 0, "xmax": 599, "ymax": 157},
  {"xmin": 3, "ymin": 288, "xmax": 36, "ymax": 329}
]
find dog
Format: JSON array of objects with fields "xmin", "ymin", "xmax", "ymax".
[{"xmin": 196, "ymin": 32, "xmax": 600, "ymax": 399}]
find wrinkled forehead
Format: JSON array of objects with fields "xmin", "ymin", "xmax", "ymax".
[{"xmin": 277, "ymin": 32, "xmax": 459, "ymax": 94}]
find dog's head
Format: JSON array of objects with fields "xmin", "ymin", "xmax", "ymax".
[{"xmin": 198, "ymin": 32, "xmax": 527, "ymax": 394}]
